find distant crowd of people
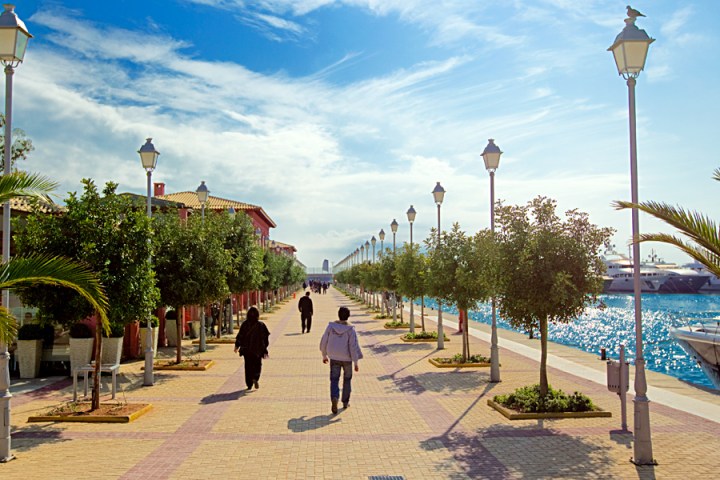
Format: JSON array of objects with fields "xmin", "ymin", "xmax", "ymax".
[{"xmin": 303, "ymin": 280, "xmax": 329, "ymax": 294}]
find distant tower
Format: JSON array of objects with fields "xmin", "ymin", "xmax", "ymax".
[{"xmin": 322, "ymin": 259, "xmax": 329, "ymax": 272}]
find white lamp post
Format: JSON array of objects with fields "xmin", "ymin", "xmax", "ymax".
[
  {"xmin": 390, "ymin": 219, "xmax": 398, "ymax": 323},
  {"xmin": 0, "ymin": 4, "xmax": 31, "ymax": 463},
  {"xmin": 378, "ymin": 229, "xmax": 385, "ymax": 257},
  {"xmin": 196, "ymin": 180, "xmax": 209, "ymax": 352},
  {"xmin": 227, "ymin": 207, "xmax": 236, "ymax": 335},
  {"xmin": 371, "ymin": 236, "xmax": 376, "ymax": 263},
  {"xmin": 364, "ymin": 240, "xmax": 370, "ymax": 263},
  {"xmin": 406, "ymin": 205, "xmax": 416, "ymax": 333},
  {"xmin": 432, "ymin": 182, "xmax": 445, "ymax": 349},
  {"xmin": 482, "ymin": 138, "xmax": 502, "ymax": 383},
  {"xmin": 608, "ymin": 8, "xmax": 655, "ymax": 466},
  {"xmin": 138, "ymin": 138, "xmax": 159, "ymax": 387}
]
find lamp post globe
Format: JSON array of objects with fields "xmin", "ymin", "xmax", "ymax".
[
  {"xmin": 0, "ymin": 4, "xmax": 31, "ymax": 463},
  {"xmin": 481, "ymin": 138, "xmax": 503, "ymax": 383},
  {"xmin": 608, "ymin": 8, "xmax": 655, "ymax": 466}
]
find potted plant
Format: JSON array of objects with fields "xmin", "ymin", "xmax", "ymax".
[
  {"xmin": 16, "ymin": 323, "xmax": 45, "ymax": 378},
  {"xmin": 139, "ymin": 316, "xmax": 159, "ymax": 358},
  {"xmin": 101, "ymin": 323, "xmax": 125, "ymax": 366},
  {"xmin": 69, "ymin": 322, "xmax": 94, "ymax": 375},
  {"xmin": 164, "ymin": 309, "xmax": 179, "ymax": 347}
]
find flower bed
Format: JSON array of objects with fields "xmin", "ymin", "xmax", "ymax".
[
  {"xmin": 429, "ymin": 353, "xmax": 490, "ymax": 368},
  {"xmin": 489, "ymin": 384, "xmax": 610, "ymax": 420},
  {"xmin": 401, "ymin": 331, "xmax": 449, "ymax": 342}
]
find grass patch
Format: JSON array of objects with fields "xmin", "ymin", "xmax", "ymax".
[
  {"xmin": 433, "ymin": 353, "xmax": 490, "ymax": 364},
  {"xmin": 493, "ymin": 384, "xmax": 597, "ymax": 413},
  {"xmin": 384, "ymin": 321, "xmax": 410, "ymax": 328},
  {"xmin": 402, "ymin": 331, "xmax": 448, "ymax": 341}
]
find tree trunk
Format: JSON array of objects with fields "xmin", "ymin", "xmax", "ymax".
[
  {"xmin": 175, "ymin": 305, "xmax": 183, "ymax": 364},
  {"xmin": 91, "ymin": 324, "xmax": 102, "ymax": 411},
  {"xmin": 539, "ymin": 316, "xmax": 549, "ymax": 398}
]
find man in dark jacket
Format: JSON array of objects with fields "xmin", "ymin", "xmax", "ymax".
[
  {"xmin": 298, "ymin": 291, "xmax": 314, "ymax": 333},
  {"xmin": 234, "ymin": 307, "xmax": 270, "ymax": 390}
]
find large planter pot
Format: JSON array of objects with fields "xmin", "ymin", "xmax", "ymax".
[
  {"xmin": 101, "ymin": 336, "xmax": 124, "ymax": 366},
  {"xmin": 189, "ymin": 321, "xmax": 200, "ymax": 339},
  {"xmin": 17, "ymin": 339, "xmax": 43, "ymax": 378},
  {"xmin": 139, "ymin": 327, "xmax": 159, "ymax": 358},
  {"xmin": 69, "ymin": 337, "xmax": 94, "ymax": 374},
  {"xmin": 165, "ymin": 320, "xmax": 179, "ymax": 347}
]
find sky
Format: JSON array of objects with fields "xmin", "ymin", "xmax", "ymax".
[{"xmin": 6, "ymin": 0, "xmax": 720, "ymax": 270}]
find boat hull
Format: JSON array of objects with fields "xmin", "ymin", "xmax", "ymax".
[{"xmin": 671, "ymin": 324, "xmax": 720, "ymax": 389}]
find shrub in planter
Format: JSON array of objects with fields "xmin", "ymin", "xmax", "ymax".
[
  {"xmin": 101, "ymin": 323, "xmax": 125, "ymax": 365},
  {"xmin": 493, "ymin": 384, "xmax": 596, "ymax": 413},
  {"xmin": 17, "ymin": 324, "xmax": 46, "ymax": 379},
  {"xmin": 69, "ymin": 322, "xmax": 94, "ymax": 374}
]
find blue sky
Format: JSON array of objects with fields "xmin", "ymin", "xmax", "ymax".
[{"xmin": 7, "ymin": 0, "xmax": 720, "ymax": 269}]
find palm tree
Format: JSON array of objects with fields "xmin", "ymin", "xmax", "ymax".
[{"xmin": 613, "ymin": 168, "xmax": 720, "ymax": 278}]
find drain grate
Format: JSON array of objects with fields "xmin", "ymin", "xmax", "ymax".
[{"xmin": 369, "ymin": 477, "xmax": 405, "ymax": 480}]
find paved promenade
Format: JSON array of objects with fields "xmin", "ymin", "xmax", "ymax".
[{"xmin": 5, "ymin": 288, "xmax": 720, "ymax": 479}]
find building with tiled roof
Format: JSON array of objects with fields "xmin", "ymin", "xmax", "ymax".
[{"xmin": 153, "ymin": 183, "xmax": 276, "ymax": 240}]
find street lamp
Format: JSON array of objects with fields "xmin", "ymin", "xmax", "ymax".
[
  {"xmin": 432, "ymin": 182, "xmax": 445, "ymax": 349},
  {"xmin": 371, "ymin": 236, "xmax": 376, "ymax": 263},
  {"xmin": 0, "ymin": 4, "xmax": 31, "ymax": 464},
  {"xmin": 226, "ymin": 207, "xmax": 236, "ymax": 335},
  {"xmin": 482, "ymin": 138, "xmax": 502, "ymax": 383},
  {"xmin": 378, "ymin": 229, "xmax": 385, "ymax": 256},
  {"xmin": 390, "ymin": 219, "xmax": 398, "ymax": 323},
  {"xmin": 139, "ymin": 138, "xmax": 159, "ymax": 387},
  {"xmin": 608, "ymin": 8, "xmax": 655, "ymax": 466},
  {"xmin": 406, "ymin": 205, "xmax": 416, "ymax": 333},
  {"xmin": 196, "ymin": 180, "xmax": 209, "ymax": 352}
]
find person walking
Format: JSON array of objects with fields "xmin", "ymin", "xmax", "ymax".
[
  {"xmin": 319, "ymin": 306, "xmax": 363, "ymax": 414},
  {"xmin": 234, "ymin": 306, "xmax": 270, "ymax": 390},
  {"xmin": 298, "ymin": 291, "xmax": 314, "ymax": 334}
]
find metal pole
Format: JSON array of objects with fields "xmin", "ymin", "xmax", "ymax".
[
  {"xmin": 620, "ymin": 344, "xmax": 628, "ymax": 431},
  {"xmin": 0, "ymin": 64, "xmax": 14, "ymax": 463},
  {"xmin": 409, "ymin": 223, "xmax": 415, "ymax": 333},
  {"xmin": 489, "ymin": 170, "xmax": 500, "ymax": 382},
  {"xmin": 628, "ymin": 76, "xmax": 654, "ymax": 465},
  {"xmin": 437, "ymin": 203, "xmax": 444, "ymax": 349},
  {"xmin": 143, "ymin": 170, "xmax": 154, "ymax": 386},
  {"xmin": 199, "ymin": 204, "xmax": 206, "ymax": 353},
  {"xmin": 392, "ymin": 232, "xmax": 397, "ymax": 324}
]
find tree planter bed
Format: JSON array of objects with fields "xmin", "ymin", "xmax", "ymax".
[
  {"xmin": 28, "ymin": 402, "xmax": 152, "ymax": 423},
  {"xmin": 400, "ymin": 336, "xmax": 449, "ymax": 343},
  {"xmin": 151, "ymin": 360, "xmax": 215, "ymax": 371},
  {"xmin": 383, "ymin": 324, "xmax": 411, "ymax": 329},
  {"xmin": 429, "ymin": 358, "xmax": 490, "ymax": 368},
  {"xmin": 487, "ymin": 399, "xmax": 611, "ymax": 420}
]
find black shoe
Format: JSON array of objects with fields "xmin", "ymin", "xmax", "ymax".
[
  {"xmin": 247, "ymin": 385, "xmax": 253, "ymax": 390},
  {"xmin": 343, "ymin": 402, "xmax": 349, "ymax": 409},
  {"xmin": 331, "ymin": 398, "xmax": 338, "ymax": 414},
  {"xmin": 254, "ymin": 380, "xmax": 260, "ymax": 389}
]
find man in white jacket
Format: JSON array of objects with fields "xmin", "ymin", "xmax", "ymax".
[{"xmin": 319, "ymin": 306, "xmax": 363, "ymax": 414}]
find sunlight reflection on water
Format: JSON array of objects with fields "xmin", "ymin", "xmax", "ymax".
[{"xmin": 417, "ymin": 294, "xmax": 720, "ymax": 389}]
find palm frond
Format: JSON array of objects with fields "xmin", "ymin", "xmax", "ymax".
[
  {"xmin": 713, "ymin": 168, "xmax": 720, "ymax": 182},
  {"xmin": 0, "ymin": 307, "xmax": 17, "ymax": 344},
  {"xmin": 0, "ymin": 171, "xmax": 57, "ymax": 204},
  {"xmin": 613, "ymin": 200, "xmax": 720, "ymax": 257},
  {"xmin": 0, "ymin": 255, "xmax": 110, "ymax": 333},
  {"xmin": 638, "ymin": 233, "xmax": 720, "ymax": 278}
]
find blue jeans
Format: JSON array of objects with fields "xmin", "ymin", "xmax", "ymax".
[{"xmin": 330, "ymin": 360, "xmax": 352, "ymax": 403}]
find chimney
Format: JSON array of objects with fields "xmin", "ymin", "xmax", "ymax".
[{"xmin": 153, "ymin": 182, "xmax": 165, "ymax": 197}]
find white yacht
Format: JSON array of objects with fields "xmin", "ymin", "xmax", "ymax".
[
  {"xmin": 642, "ymin": 252, "xmax": 711, "ymax": 294},
  {"xmin": 603, "ymin": 254, "xmax": 670, "ymax": 293},
  {"xmin": 683, "ymin": 261, "xmax": 720, "ymax": 293},
  {"xmin": 671, "ymin": 321, "xmax": 720, "ymax": 389}
]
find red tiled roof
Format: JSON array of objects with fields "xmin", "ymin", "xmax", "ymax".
[{"xmin": 157, "ymin": 191, "xmax": 277, "ymax": 228}]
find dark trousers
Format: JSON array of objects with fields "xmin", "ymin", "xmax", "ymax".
[
  {"xmin": 244, "ymin": 354, "xmax": 262, "ymax": 388},
  {"xmin": 301, "ymin": 315, "xmax": 312, "ymax": 332}
]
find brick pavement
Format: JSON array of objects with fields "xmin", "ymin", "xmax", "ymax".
[{"xmin": 3, "ymin": 288, "xmax": 720, "ymax": 479}]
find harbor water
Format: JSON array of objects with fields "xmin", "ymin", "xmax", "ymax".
[{"xmin": 418, "ymin": 294, "xmax": 720, "ymax": 390}]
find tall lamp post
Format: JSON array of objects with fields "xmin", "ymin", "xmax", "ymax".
[
  {"xmin": 371, "ymin": 236, "xmax": 376, "ymax": 263},
  {"xmin": 227, "ymin": 206, "xmax": 236, "ymax": 335},
  {"xmin": 139, "ymin": 138, "xmax": 159, "ymax": 387},
  {"xmin": 482, "ymin": 139, "xmax": 502, "ymax": 383},
  {"xmin": 378, "ymin": 229, "xmax": 385, "ymax": 256},
  {"xmin": 0, "ymin": 4, "xmax": 31, "ymax": 464},
  {"xmin": 196, "ymin": 180, "xmax": 209, "ymax": 353},
  {"xmin": 608, "ymin": 8, "xmax": 655, "ymax": 466},
  {"xmin": 364, "ymin": 240, "xmax": 370, "ymax": 263},
  {"xmin": 432, "ymin": 182, "xmax": 445, "ymax": 349},
  {"xmin": 390, "ymin": 219, "xmax": 398, "ymax": 324},
  {"xmin": 406, "ymin": 205, "xmax": 416, "ymax": 333}
]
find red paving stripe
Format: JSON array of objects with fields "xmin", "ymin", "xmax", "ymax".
[
  {"xmin": 118, "ymin": 307, "xmax": 294, "ymax": 480},
  {"xmin": 12, "ymin": 378, "xmax": 73, "ymax": 407}
]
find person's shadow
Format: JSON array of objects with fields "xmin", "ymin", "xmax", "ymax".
[{"xmin": 287, "ymin": 414, "xmax": 341, "ymax": 432}]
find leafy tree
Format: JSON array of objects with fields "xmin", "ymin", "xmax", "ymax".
[
  {"xmin": 425, "ymin": 223, "xmax": 496, "ymax": 359},
  {"xmin": 378, "ymin": 249, "xmax": 398, "ymax": 315},
  {"xmin": 222, "ymin": 213, "xmax": 264, "ymax": 301},
  {"xmin": 0, "ymin": 114, "xmax": 34, "ymax": 171},
  {"xmin": 613, "ymin": 168, "xmax": 720, "ymax": 277},
  {"xmin": 394, "ymin": 243, "xmax": 427, "ymax": 332},
  {"xmin": 494, "ymin": 196, "xmax": 613, "ymax": 397}
]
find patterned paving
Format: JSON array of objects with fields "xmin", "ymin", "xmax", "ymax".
[{"xmin": 4, "ymin": 288, "xmax": 720, "ymax": 479}]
